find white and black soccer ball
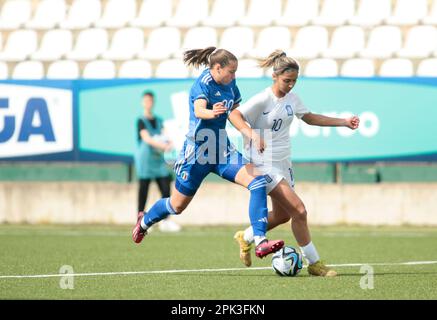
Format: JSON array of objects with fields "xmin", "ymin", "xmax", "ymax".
[{"xmin": 271, "ymin": 246, "xmax": 303, "ymax": 277}]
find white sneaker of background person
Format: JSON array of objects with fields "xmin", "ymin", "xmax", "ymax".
[{"xmin": 159, "ymin": 219, "xmax": 182, "ymax": 232}]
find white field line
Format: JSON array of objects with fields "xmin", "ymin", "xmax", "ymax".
[
  {"xmin": 1, "ymin": 260, "xmax": 437, "ymax": 280},
  {"xmin": 0, "ymin": 230, "xmax": 435, "ymax": 238}
]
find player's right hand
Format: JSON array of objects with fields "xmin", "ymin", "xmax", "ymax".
[{"xmin": 251, "ymin": 132, "xmax": 266, "ymax": 154}]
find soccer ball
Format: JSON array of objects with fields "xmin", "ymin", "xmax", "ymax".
[{"xmin": 271, "ymin": 246, "xmax": 303, "ymax": 277}]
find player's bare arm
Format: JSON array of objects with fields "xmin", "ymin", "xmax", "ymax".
[
  {"xmin": 194, "ymin": 99, "xmax": 227, "ymax": 119},
  {"xmin": 302, "ymin": 113, "xmax": 360, "ymax": 129},
  {"xmin": 229, "ymin": 109, "xmax": 265, "ymax": 153}
]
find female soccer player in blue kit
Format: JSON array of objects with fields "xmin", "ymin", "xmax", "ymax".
[{"xmin": 132, "ymin": 47, "xmax": 284, "ymax": 258}]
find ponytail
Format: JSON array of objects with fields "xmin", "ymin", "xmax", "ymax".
[
  {"xmin": 258, "ymin": 50, "xmax": 299, "ymax": 75},
  {"xmin": 183, "ymin": 47, "xmax": 237, "ymax": 69},
  {"xmin": 183, "ymin": 47, "xmax": 216, "ymax": 68}
]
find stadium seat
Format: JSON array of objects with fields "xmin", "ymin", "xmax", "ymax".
[
  {"xmin": 304, "ymin": 59, "xmax": 339, "ymax": 77},
  {"xmin": 155, "ymin": 59, "xmax": 189, "ymax": 78},
  {"xmin": 203, "ymin": 0, "xmax": 245, "ymax": 27},
  {"xmin": 67, "ymin": 28, "xmax": 109, "ymax": 61},
  {"xmin": 397, "ymin": 26, "xmax": 437, "ymax": 58},
  {"xmin": 236, "ymin": 59, "xmax": 264, "ymax": 78},
  {"xmin": 379, "ymin": 59, "xmax": 414, "ymax": 77},
  {"xmin": 31, "ymin": 30, "xmax": 73, "ymax": 61},
  {"xmin": 312, "ymin": 0, "xmax": 355, "ymax": 26},
  {"xmin": 0, "ymin": 0, "xmax": 32, "ymax": 30},
  {"xmin": 47, "ymin": 60, "xmax": 80, "ymax": 79},
  {"xmin": 95, "ymin": 0, "xmax": 136, "ymax": 28},
  {"xmin": 0, "ymin": 30, "xmax": 37, "ymax": 61},
  {"xmin": 25, "ymin": 0, "xmax": 66, "ymax": 29},
  {"xmin": 12, "ymin": 61, "xmax": 44, "ymax": 79},
  {"xmin": 386, "ymin": 0, "xmax": 428, "ymax": 25},
  {"xmin": 360, "ymin": 26, "xmax": 402, "ymax": 59},
  {"xmin": 287, "ymin": 26, "xmax": 328, "ymax": 59},
  {"xmin": 0, "ymin": 62, "xmax": 8, "ymax": 79},
  {"xmin": 178, "ymin": 27, "xmax": 218, "ymax": 57},
  {"xmin": 340, "ymin": 59, "xmax": 375, "ymax": 77},
  {"xmin": 137, "ymin": 27, "xmax": 181, "ymax": 60},
  {"xmin": 219, "ymin": 27, "xmax": 255, "ymax": 59},
  {"xmin": 323, "ymin": 26, "xmax": 365, "ymax": 59},
  {"xmin": 118, "ymin": 60, "xmax": 152, "ymax": 78},
  {"xmin": 166, "ymin": 0, "xmax": 209, "ymax": 28},
  {"xmin": 238, "ymin": 0, "xmax": 282, "ymax": 27},
  {"xmin": 250, "ymin": 27, "xmax": 292, "ymax": 59},
  {"xmin": 423, "ymin": 0, "xmax": 437, "ymax": 24},
  {"xmin": 82, "ymin": 60, "xmax": 116, "ymax": 79},
  {"xmin": 130, "ymin": 0, "xmax": 172, "ymax": 28},
  {"xmin": 60, "ymin": 0, "xmax": 102, "ymax": 29},
  {"xmin": 416, "ymin": 59, "xmax": 437, "ymax": 76},
  {"xmin": 349, "ymin": 0, "xmax": 391, "ymax": 26},
  {"xmin": 275, "ymin": 0, "xmax": 319, "ymax": 26},
  {"xmin": 102, "ymin": 28, "xmax": 144, "ymax": 60}
]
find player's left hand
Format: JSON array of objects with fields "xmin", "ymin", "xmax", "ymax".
[{"xmin": 346, "ymin": 116, "xmax": 360, "ymax": 130}]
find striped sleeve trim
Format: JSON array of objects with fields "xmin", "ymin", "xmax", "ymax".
[{"xmin": 194, "ymin": 94, "xmax": 209, "ymax": 103}]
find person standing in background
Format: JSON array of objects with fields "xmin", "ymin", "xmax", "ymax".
[{"xmin": 134, "ymin": 91, "xmax": 181, "ymax": 233}]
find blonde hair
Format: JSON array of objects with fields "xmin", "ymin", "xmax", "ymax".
[
  {"xmin": 258, "ymin": 50, "xmax": 299, "ymax": 75},
  {"xmin": 183, "ymin": 47, "xmax": 237, "ymax": 69}
]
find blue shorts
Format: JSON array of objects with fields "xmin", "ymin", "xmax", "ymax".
[{"xmin": 173, "ymin": 139, "xmax": 248, "ymax": 196}]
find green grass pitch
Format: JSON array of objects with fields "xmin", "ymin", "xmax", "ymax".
[{"xmin": 1, "ymin": 224, "xmax": 437, "ymax": 299}]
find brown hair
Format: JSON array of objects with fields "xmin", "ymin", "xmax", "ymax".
[
  {"xmin": 183, "ymin": 46, "xmax": 237, "ymax": 69},
  {"xmin": 258, "ymin": 50, "xmax": 299, "ymax": 75}
]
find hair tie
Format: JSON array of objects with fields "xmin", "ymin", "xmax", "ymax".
[{"xmin": 211, "ymin": 48, "xmax": 219, "ymax": 55}]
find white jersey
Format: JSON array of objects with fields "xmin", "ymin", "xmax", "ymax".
[{"xmin": 237, "ymin": 87, "xmax": 310, "ymax": 164}]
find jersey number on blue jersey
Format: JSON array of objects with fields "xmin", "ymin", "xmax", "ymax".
[{"xmin": 221, "ymin": 99, "xmax": 234, "ymax": 115}]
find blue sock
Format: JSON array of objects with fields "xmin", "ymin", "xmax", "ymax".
[
  {"xmin": 247, "ymin": 176, "xmax": 268, "ymax": 237},
  {"xmin": 141, "ymin": 198, "xmax": 177, "ymax": 229}
]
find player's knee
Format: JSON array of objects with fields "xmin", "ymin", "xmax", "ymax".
[{"xmin": 293, "ymin": 204, "xmax": 307, "ymax": 222}]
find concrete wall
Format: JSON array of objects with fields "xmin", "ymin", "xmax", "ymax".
[{"xmin": 1, "ymin": 181, "xmax": 437, "ymax": 226}]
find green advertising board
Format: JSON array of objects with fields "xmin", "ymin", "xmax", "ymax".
[{"xmin": 78, "ymin": 78, "xmax": 437, "ymax": 162}]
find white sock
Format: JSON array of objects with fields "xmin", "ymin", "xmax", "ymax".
[
  {"xmin": 243, "ymin": 227, "xmax": 254, "ymax": 244},
  {"xmin": 140, "ymin": 218, "xmax": 149, "ymax": 231},
  {"xmin": 253, "ymin": 236, "xmax": 266, "ymax": 246},
  {"xmin": 299, "ymin": 241, "xmax": 320, "ymax": 265}
]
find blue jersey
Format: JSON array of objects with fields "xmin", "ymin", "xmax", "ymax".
[
  {"xmin": 173, "ymin": 69, "xmax": 247, "ymax": 197},
  {"xmin": 186, "ymin": 68, "xmax": 242, "ymax": 142}
]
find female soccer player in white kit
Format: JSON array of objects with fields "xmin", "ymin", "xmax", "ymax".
[{"xmin": 229, "ymin": 50, "xmax": 360, "ymax": 277}]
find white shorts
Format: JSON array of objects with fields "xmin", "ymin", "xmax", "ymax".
[{"xmin": 254, "ymin": 158, "xmax": 295, "ymax": 194}]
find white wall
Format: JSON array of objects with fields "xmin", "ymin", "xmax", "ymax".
[{"xmin": 1, "ymin": 182, "xmax": 436, "ymax": 226}]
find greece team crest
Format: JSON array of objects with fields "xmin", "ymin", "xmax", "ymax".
[{"xmin": 286, "ymin": 105, "xmax": 293, "ymax": 116}]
